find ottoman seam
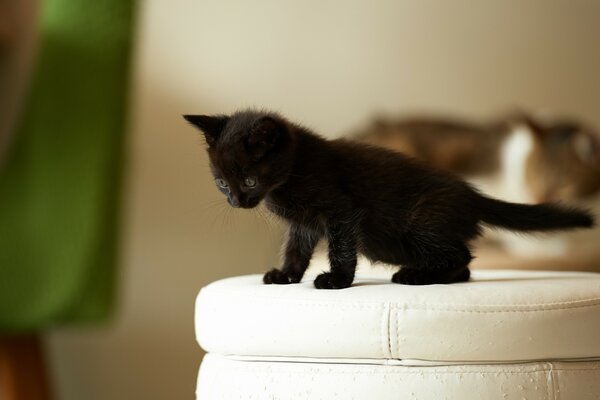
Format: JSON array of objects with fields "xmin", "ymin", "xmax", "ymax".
[
  {"xmin": 216, "ymin": 367, "xmax": 559, "ymax": 375},
  {"xmin": 549, "ymin": 362, "xmax": 558, "ymax": 400},
  {"xmin": 391, "ymin": 303, "xmax": 600, "ymax": 312},
  {"xmin": 396, "ymin": 308, "xmax": 400, "ymax": 361},
  {"xmin": 201, "ymin": 298, "xmax": 600, "ymax": 312},
  {"xmin": 546, "ymin": 363, "xmax": 554, "ymax": 400},
  {"xmin": 205, "ymin": 294, "xmax": 600, "ymax": 311},
  {"xmin": 387, "ymin": 305, "xmax": 393, "ymax": 359},
  {"xmin": 380, "ymin": 305, "xmax": 389, "ymax": 359},
  {"xmin": 550, "ymin": 367, "xmax": 600, "ymax": 371}
]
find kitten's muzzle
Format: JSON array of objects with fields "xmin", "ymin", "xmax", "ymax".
[
  {"xmin": 227, "ymin": 196, "xmax": 241, "ymax": 208},
  {"xmin": 227, "ymin": 194, "xmax": 260, "ymax": 209},
  {"xmin": 242, "ymin": 197, "xmax": 261, "ymax": 208}
]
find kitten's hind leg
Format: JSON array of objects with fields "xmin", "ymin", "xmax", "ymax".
[
  {"xmin": 264, "ymin": 224, "xmax": 321, "ymax": 284},
  {"xmin": 392, "ymin": 242, "xmax": 472, "ymax": 285}
]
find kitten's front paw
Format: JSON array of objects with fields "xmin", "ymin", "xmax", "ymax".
[
  {"xmin": 263, "ymin": 269, "xmax": 300, "ymax": 284},
  {"xmin": 314, "ymin": 272, "xmax": 353, "ymax": 289}
]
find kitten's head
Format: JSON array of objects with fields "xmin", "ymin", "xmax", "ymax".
[{"xmin": 184, "ymin": 110, "xmax": 295, "ymax": 208}]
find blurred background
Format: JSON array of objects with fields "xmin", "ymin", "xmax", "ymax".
[{"xmin": 1, "ymin": 0, "xmax": 599, "ymax": 399}]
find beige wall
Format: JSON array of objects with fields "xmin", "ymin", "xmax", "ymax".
[{"xmin": 46, "ymin": 1, "xmax": 600, "ymax": 399}]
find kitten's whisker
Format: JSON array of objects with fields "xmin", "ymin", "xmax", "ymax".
[
  {"xmin": 254, "ymin": 206, "xmax": 275, "ymax": 234},
  {"xmin": 193, "ymin": 199, "xmax": 228, "ymax": 228},
  {"xmin": 209, "ymin": 203, "xmax": 226, "ymax": 231}
]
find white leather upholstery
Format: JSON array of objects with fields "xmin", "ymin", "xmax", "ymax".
[
  {"xmin": 195, "ymin": 270, "xmax": 600, "ymax": 362},
  {"xmin": 197, "ymin": 354, "xmax": 600, "ymax": 400},
  {"xmin": 196, "ymin": 268, "xmax": 600, "ymax": 399}
]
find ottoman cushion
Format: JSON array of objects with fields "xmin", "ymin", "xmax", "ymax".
[
  {"xmin": 195, "ymin": 269, "xmax": 600, "ymax": 362},
  {"xmin": 197, "ymin": 354, "xmax": 600, "ymax": 400}
]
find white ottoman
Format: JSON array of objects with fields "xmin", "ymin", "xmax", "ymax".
[{"xmin": 195, "ymin": 269, "xmax": 600, "ymax": 399}]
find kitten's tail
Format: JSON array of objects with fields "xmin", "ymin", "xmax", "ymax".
[{"xmin": 477, "ymin": 196, "xmax": 594, "ymax": 232}]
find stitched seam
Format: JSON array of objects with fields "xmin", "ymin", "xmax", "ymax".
[
  {"xmin": 550, "ymin": 363, "xmax": 561, "ymax": 400},
  {"xmin": 379, "ymin": 306, "xmax": 386, "ymax": 359},
  {"xmin": 552, "ymin": 362, "xmax": 560, "ymax": 400},
  {"xmin": 551, "ymin": 368, "xmax": 600, "ymax": 372},
  {"xmin": 545, "ymin": 362, "xmax": 554, "ymax": 400},
  {"xmin": 217, "ymin": 355, "xmax": 600, "ymax": 367},
  {"xmin": 390, "ymin": 302, "xmax": 600, "ymax": 312},
  {"xmin": 387, "ymin": 305, "xmax": 392, "ymax": 359},
  {"xmin": 220, "ymin": 368, "xmax": 563, "ymax": 375},
  {"xmin": 546, "ymin": 371, "xmax": 552, "ymax": 400},
  {"xmin": 206, "ymin": 295, "xmax": 600, "ymax": 312},
  {"xmin": 210, "ymin": 293, "xmax": 600, "ymax": 307},
  {"xmin": 215, "ymin": 356, "xmax": 600, "ymax": 375},
  {"xmin": 396, "ymin": 308, "xmax": 400, "ymax": 360},
  {"xmin": 395, "ymin": 306, "xmax": 600, "ymax": 313},
  {"xmin": 215, "ymin": 301, "xmax": 600, "ymax": 312},
  {"xmin": 204, "ymin": 290, "xmax": 600, "ymax": 307}
]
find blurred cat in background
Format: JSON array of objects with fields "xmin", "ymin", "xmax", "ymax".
[{"xmin": 354, "ymin": 111, "xmax": 600, "ymax": 267}]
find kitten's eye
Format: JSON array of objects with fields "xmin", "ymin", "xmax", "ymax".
[
  {"xmin": 244, "ymin": 176, "xmax": 257, "ymax": 188},
  {"xmin": 215, "ymin": 178, "xmax": 228, "ymax": 188}
]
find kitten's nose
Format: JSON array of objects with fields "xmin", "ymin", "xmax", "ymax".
[{"xmin": 228, "ymin": 196, "xmax": 240, "ymax": 208}]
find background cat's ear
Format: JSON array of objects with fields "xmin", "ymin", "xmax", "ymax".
[
  {"xmin": 183, "ymin": 114, "xmax": 229, "ymax": 146},
  {"xmin": 517, "ymin": 114, "xmax": 545, "ymax": 139},
  {"xmin": 573, "ymin": 132, "xmax": 600, "ymax": 165},
  {"xmin": 246, "ymin": 117, "xmax": 282, "ymax": 159},
  {"xmin": 500, "ymin": 111, "xmax": 547, "ymax": 140}
]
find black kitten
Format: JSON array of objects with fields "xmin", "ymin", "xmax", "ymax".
[{"xmin": 184, "ymin": 109, "xmax": 594, "ymax": 289}]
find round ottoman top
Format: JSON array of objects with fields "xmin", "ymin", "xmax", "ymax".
[{"xmin": 195, "ymin": 269, "xmax": 600, "ymax": 363}]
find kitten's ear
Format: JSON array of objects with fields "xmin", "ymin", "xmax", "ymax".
[
  {"xmin": 246, "ymin": 117, "xmax": 282, "ymax": 159},
  {"xmin": 183, "ymin": 114, "xmax": 229, "ymax": 146}
]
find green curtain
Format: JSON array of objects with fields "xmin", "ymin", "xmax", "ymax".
[{"xmin": 0, "ymin": 0, "xmax": 135, "ymax": 332}]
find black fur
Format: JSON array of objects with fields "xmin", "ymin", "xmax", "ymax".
[{"xmin": 185, "ymin": 109, "xmax": 595, "ymax": 289}]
